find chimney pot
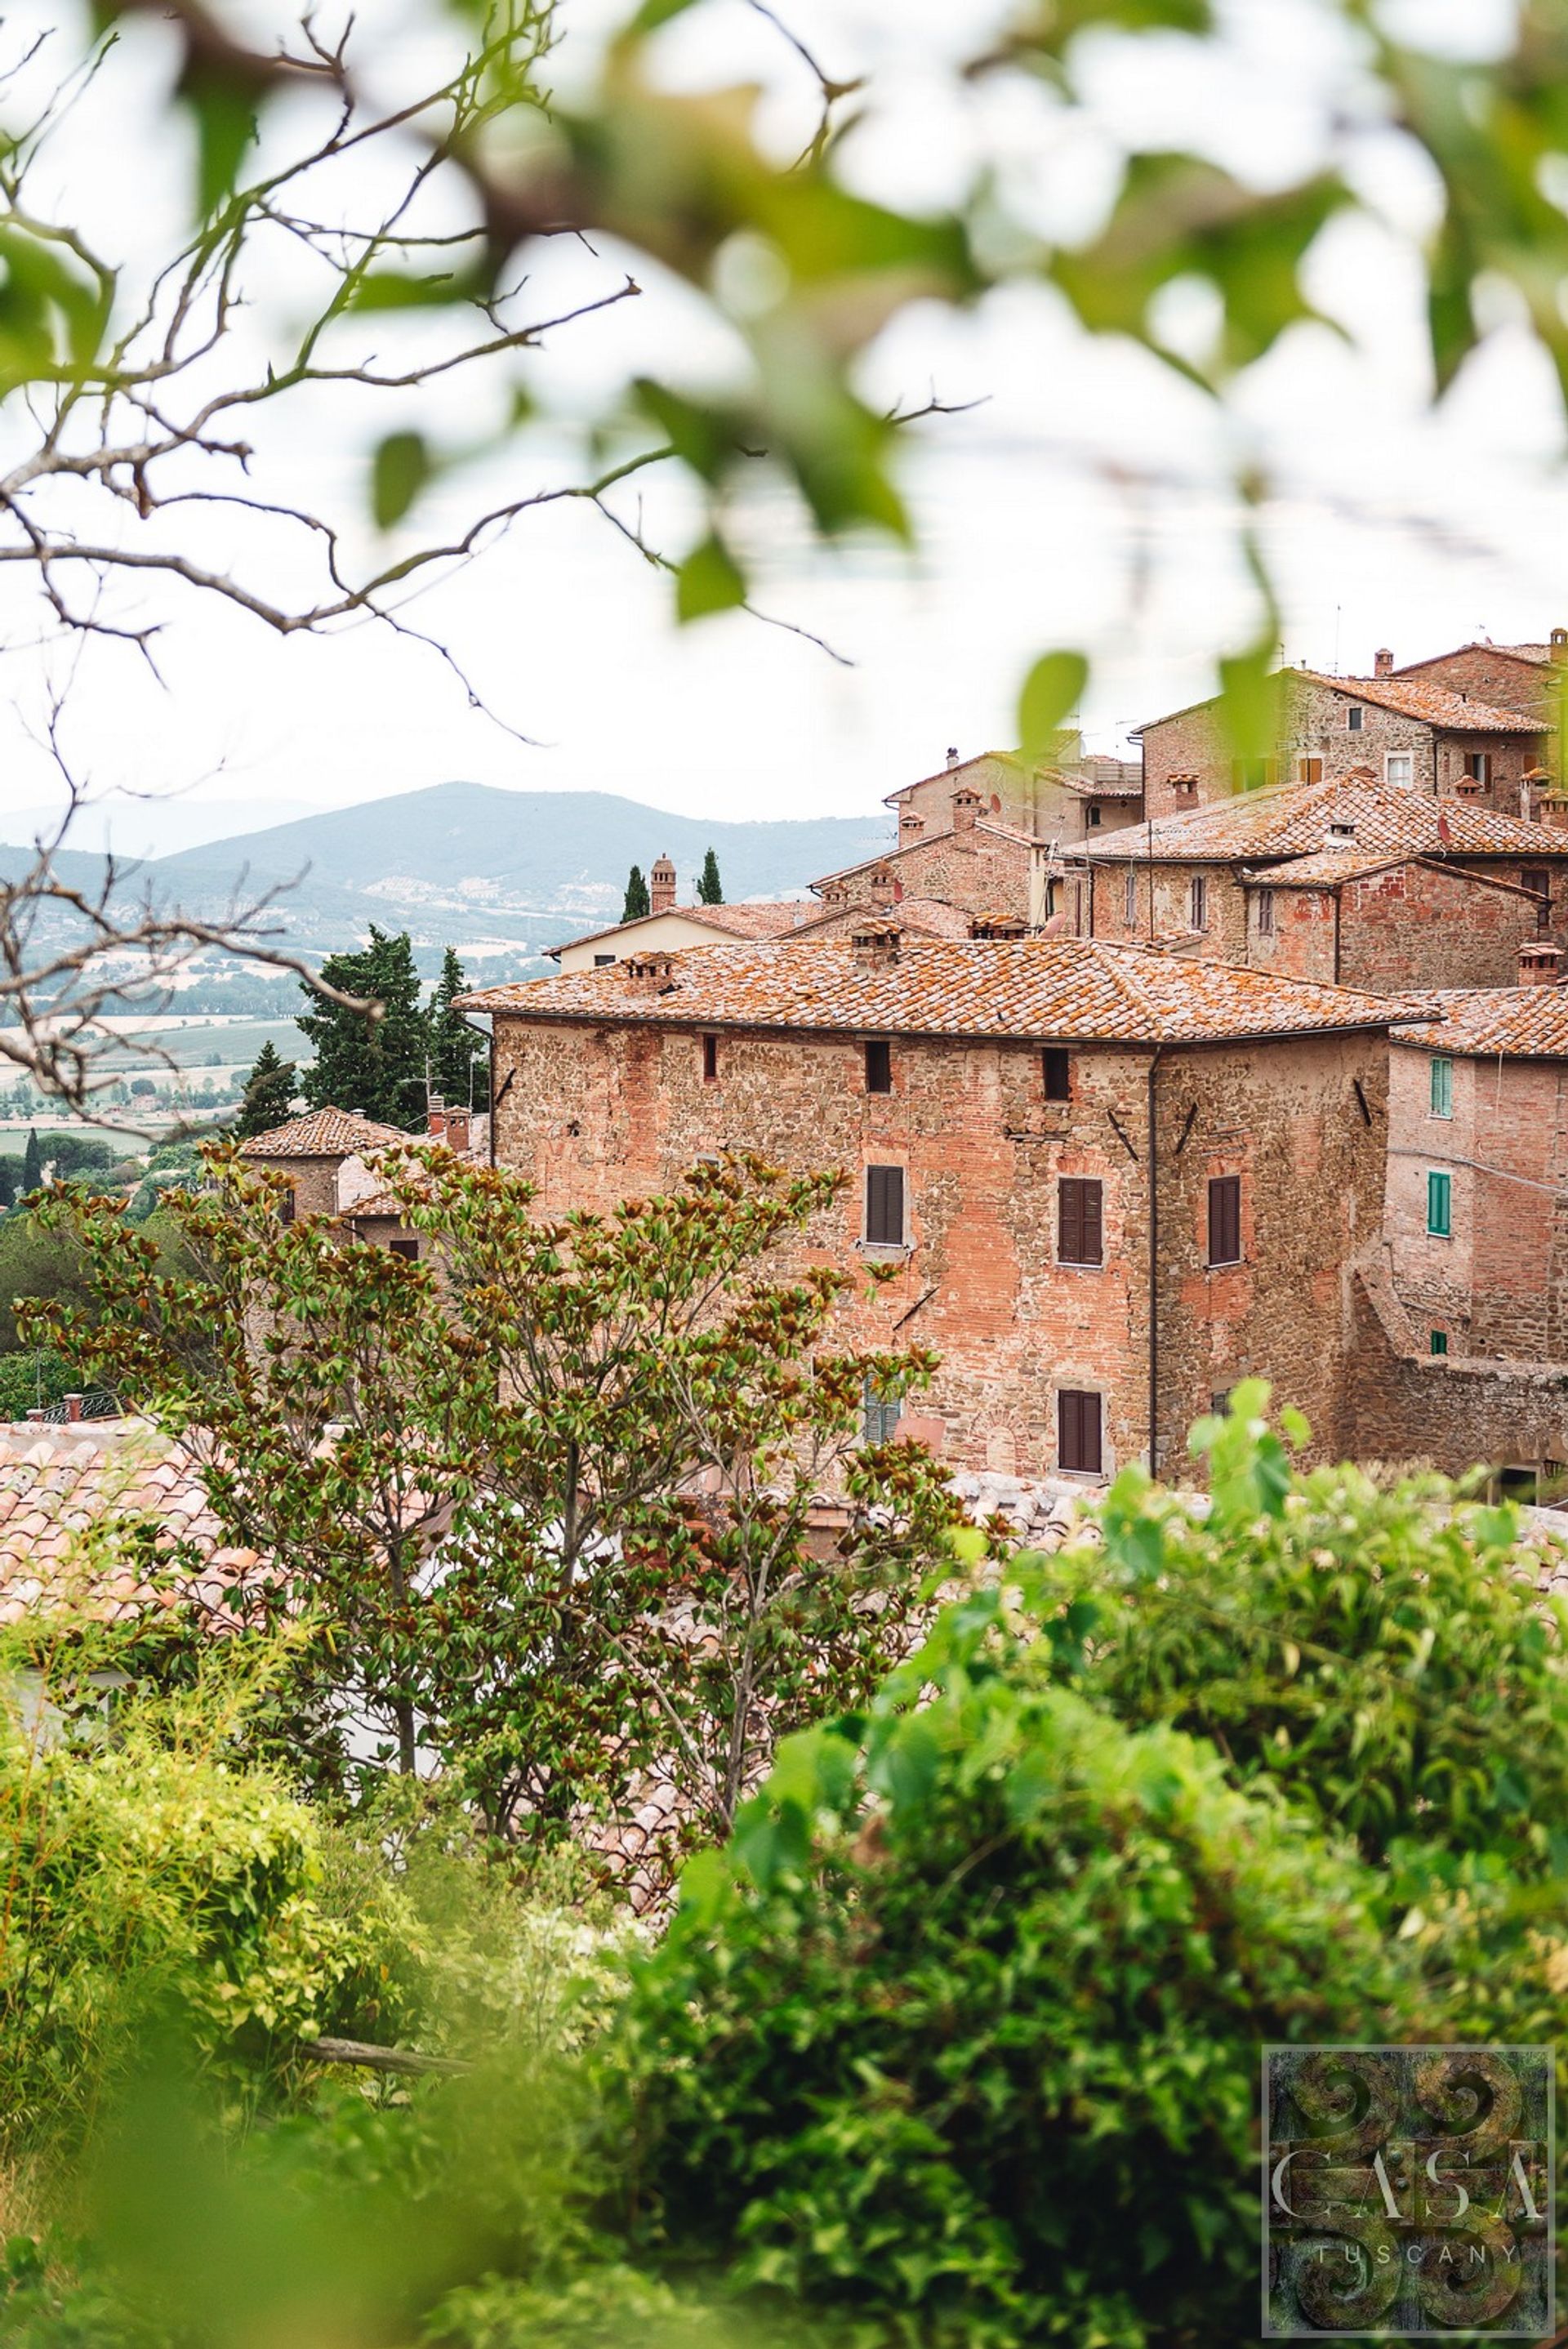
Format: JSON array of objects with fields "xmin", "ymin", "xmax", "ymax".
[
  {"xmin": 622, "ymin": 951, "xmax": 678, "ymax": 995},
  {"xmin": 1374, "ymin": 647, "xmax": 1394, "ymax": 675},
  {"xmin": 427, "ymin": 1103, "xmax": 447, "ymax": 1139},
  {"xmin": 443, "ymin": 1110, "xmax": 470, "ymax": 1154},
  {"xmin": 1520, "ymin": 943, "xmax": 1561, "ymax": 985},
  {"xmin": 1552, "ymin": 627, "xmax": 1568, "ymax": 653},
  {"xmin": 867, "ymin": 864, "xmax": 898, "ymax": 911},
  {"xmin": 649, "ymin": 854, "xmax": 677, "ymax": 916},
  {"xmin": 946, "ymin": 747, "xmax": 960, "ymax": 769},
  {"xmin": 898, "ymin": 808, "xmax": 925, "ymax": 840},
  {"xmin": 951, "ymin": 786, "xmax": 981, "ymax": 836},
  {"xmin": 65, "ymin": 1393, "xmax": 83, "ymax": 1423},
  {"xmin": 851, "ymin": 919, "xmax": 902, "ymax": 969}
]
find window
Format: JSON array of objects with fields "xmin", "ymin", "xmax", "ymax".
[
  {"xmin": 1124, "ymin": 869, "xmax": 1138, "ymax": 926},
  {"xmin": 1207, "ymin": 1174, "xmax": 1241, "ymax": 1267},
  {"xmin": 1087, "ymin": 805, "xmax": 1102, "ymax": 827},
  {"xmin": 702, "ymin": 1033, "xmax": 719, "ymax": 1084},
  {"xmin": 1429, "ymin": 1055, "xmax": 1453, "ymax": 1118},
  {"xmin": 865, "ymin": 1164, "xmax": 906, "ymax": 1246},
  {"xmin": 1210, "ymin": 1388, "xmax": 1232, "ymax": 1418},
  {"xmin": 1427, "ymin": 1170, "xmax": 1452, "ymax": 1237},
  {"xmin": 278, "ymin": 1186, "xmax": 296, "ymax": 1228},
  {"xmin": 1058, "ymin": 1388, "xmax": 1102, "ymax": 1475},
  {"xmin": 389, "ymin": 1237, "xmax": 418, "ymax": 1261},
  {"xmin": 1043, "ymin": 1047, "xmax": 1071, "ymax": 1103},
  {"xmin": 1298, "ymin": 756, "xmax": 1324, "ymax": 783},
  {"xmin": 1523, "ymin": 867, "xmax": 1552, "ymax": 932},
  {"xmin": 865, "ymin": 1039, "xmax": 892, "ymax": 1094},
  {"xmin": 1255, "ymin": 886, "xmax": 1276, "ymax": 937},
  {"xmin": 862, "ymin": 1375, "xmax": 901, "ymax": 1445},
  {"xmin": 1058, "ymin": 1177, "xmax": 1103, "ymax": 1267},
  {"xmin": 1189, "ymin": 874, "xmax": 1208, "ymax": 931},
  {"xmin": 594, "ymin": 953, "xmax": 616, "ymax": 967},
  {"xmin": 1347, "ymin": 705, "xmax": 1364, "ymax": 732},
  {"xmin": 1385, "ymin": 751, "xmax": 1414, "ymax": 787},
  {"xmin": 1463, "ymin": 750, "xmax": 1491, "ymax": 784},
  {"xmin": 1430, "ymin": 1330, "xmax": 1449, "ymax": 1357}
]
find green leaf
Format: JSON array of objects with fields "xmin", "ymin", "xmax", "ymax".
[
  {"xmin": 1018, "ymin": 650, "xmax": 1088, "ymax": 762},
  {"xmin": 370, "ymin": 431, "xmax": 434, "ymax": 531},
  {"xmin": 675, "ymin": 533, "xmax": 746, "ymax": 622},
  {"xmin": 188, "ymin": 80, "xmax": 256, "ymax": 221}
]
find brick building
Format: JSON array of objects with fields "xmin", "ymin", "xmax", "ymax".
[
  {"xmin": 239, "ymin": 1103, "xmax": 488, "ymax": 1257},
  {"xmin": 1085, "ymin": 772, "xmax": 1568, "ymax": 988},
  {"xmin": 1135, "ymin": 666, "xmax": 1547, "ymax": 824},
  {"xmin": 810, "ymin": 788, "xmax": 1045, "ymax": 925},
  {"xmin": 885, "ymin": 747, "xmax": 1143, "ymax": 849},
  {"xmin": 460, "ymin": 934, "xmax": 1412, "ymax": 1482},
  {"xmin": 1391, "ymin": 634, "xmax": 1566, "ymax": 725}
]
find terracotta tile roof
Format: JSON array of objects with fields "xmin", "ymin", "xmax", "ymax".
[
  {"xmin": 239, "ymin": 1106, "xmax": 412, "ymax": 1159},
  {"xmin": 0, "ymin": 1425, "xmax": 263, "ymax": 1628},
  {"xmin": 458, "ymin": 936, "xmax": 1422, "ymax": 1045},
  {"xmin": 1394, "ymin": 987, "xmax": 1568, "ymax": 1059},
  {"xmin": 1297, "ymin": 670, "xmax": 1543, "ymax": 733},
  {"xmin": 788, "ymin": 894, "xmax": 975, "ymax": 941},
  {"xmin": 544, "ymin": 903, "xmax": 811, "ymax": 959},
  {"xmin": 1057, "ymin": 775, "xmax": 1144, "ymax": 800},
  {"xmin": 1246, "ymin": 848, "xmax": 1537, "ymax": 895},
  {"xmin": 813, "ymin": 818, "xmax": 1036, "ymax": 890},
  {"xmin": 1086, "ymin": 773, "xmax": 1568, "ymax": 864},
  {"xmin": 1396, "ymin": 641, "xmax": 1556, "ymax": 673}
]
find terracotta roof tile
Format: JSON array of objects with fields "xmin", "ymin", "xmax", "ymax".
[
  {"xmin": 544, "ymin": 902, "xmax": 812, "ymax": 959},
  {"xmin": 1087, "ymin": 773, "xmax": 1568, "ymax": 864},
  {"xmin": 1298, "ymin": 670, "xmax": 1543, "ymax": 732},
  {"xmin": 812, "ymin": 818, "xmax": 1036, "ymax": 889},
  {"xmin": 1246, "ymin": 848, "xmax": 1537, "ymax": 894},
  {"xmin": 786, "ymin": 894, "xmax": 976, "ymax": 942},
  {"xmin": 239, "ymin": 1107, "xmax": 412, "ymax": 1159},
  {"xmin": 1395, "ymin": 641, "xmax": 1556, "ymax": 674},
  {"xmin": 460, "ymin": 936, "xmax": 1421, "ymax": 1045},
  {"xmin": 1395, "ymin": 987, "xmax": 1568, "ymax": 1058}
]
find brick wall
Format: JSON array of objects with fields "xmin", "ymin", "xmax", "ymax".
[
  {"xmin": 1395, "ymin": 646, "xmax": 1555, "ymax": 721},
  {"xmin": 1339, "ymin": 864, "xmax": 1545, "ymax": 991},
  {"xmin": 243, "ymin": 1152, "xmax": 336, "ymax": 1218},
  {"xmin": 1089, "ymin": 858, "xmax": 1250, "ymax": 959},
  {"xmin": 1348, "ymin": 1261, "xmax": 1568, "ymax": 1475},
  {"xmin": 490, "ymin": 1010, "xmax": 1388, "ymax": 1479},
  {"xmin": 893, "ymin": 756, "xmax": 1143, "ymax": 847},
  {"xmin": 839, "ymin": 825, "xmax": 1034, "ymax": 920}
]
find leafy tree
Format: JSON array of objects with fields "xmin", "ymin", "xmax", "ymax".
[
  {"xmin": 297, "ymin": 928, "xmax": 426, "ymax": 1131},
  {"xmin": 0, "ymin": 1157, "xmax": 15, "ymax": 1212},
  {"xmin": 33, "ymin": 1134, "xmax": 117, "ymax": 1179},
  {"xmin": 427, "ymin": 947, "xmax": 489, "ymax": 1114},
  {"xmin": 622, "ymin": 867, "xmax": 650, "ymax": 923},
  {"xmin": 696, "ymin": 850, "xmax": 724, "ymax": 907},
  {"xmin": 235, "ymin": 1041, "xmax": 298, "ymax": 1139},
  {"xmin": 30, "ymin": 1150, "xmax": 955, "ymax": 1860},
  {"xmin": 21, "ymin": 1129, "xmax": 41, "ymax": 1194}
]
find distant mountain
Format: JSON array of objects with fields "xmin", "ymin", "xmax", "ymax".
[{"xmin": 130, "ymin": 782, "xmax": 891, "ymax": 950}]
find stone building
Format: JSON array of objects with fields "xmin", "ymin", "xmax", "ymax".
[
  {"xmin": 239, "ymin": 1102, "xmax": 488, "ymax": 1257},
  {"xmin": 1135, "ymin": 666, "xmax": 1548, "ymax": 825},
  {"xmin": 810, "ymin": 789, "xmax": 1045, "ymax": 927},
  {"xmin": 547, "ymin": 893, "xmax": 813, "ymax": 975},
  {"xmin": 1085, "ymin": 772, "xmax": 1568, "ymax": 988},
  {"xmin": 884, "ymin": 747, "xmax": 1143, "ymax": 849},
  {"xmin": 1390, "ymin": 634, "xmax": 1566, "ymax": 725},
  {"xmin": 460, "ymin": 932, "xmax": 1413, "ymax": 1482}
]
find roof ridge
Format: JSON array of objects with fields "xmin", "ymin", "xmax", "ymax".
[{"xmin": 1083, "ymin": 937, "xmax": 1167, "ymax": 1026}]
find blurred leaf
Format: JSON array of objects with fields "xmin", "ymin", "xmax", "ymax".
[
  {"xmin": 675, "ymin": 533, "xmax": 746, "ymax": 622},
  {"xmin": 633, "ymin": 380, "xmax": 737, "ymax": 484},
  {"xmin": 350, "ymin": 269, "xmax": 476, "ymax": 312},
  {"xmin": 371, "ymin": 431, "xmax": 434, "ymax": 531},
  {"xmin": 1018, "ymin": 650, "xmax": 1088, "ymax": 760},
  {"xmin": 1217, "ymin": 635, "xmax": 1282, "ymax": 778},
  {"xmin": 188, "ymin": 81, "xmax": 256, "ymax": 221}
]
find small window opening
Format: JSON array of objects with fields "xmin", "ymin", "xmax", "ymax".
[
  {"xmin": 389, "ymin": 1237, "xmax": 418, "ymax": 1261},
  {"xmin": 1043, "ymin": 1048, "xmax": 1071, "ymax": 1103},
  {"xmin": 1207, "ymin": 1174, "xmax": 1241, "ymax": 1267},
  {"xmin": 1430, "ymin": 1056, "xmax": 1453, "ymax": 1118},
  {"xmin": 1058, "ymin": 1176, "xmax": 1103, "ymax": 1268},
  {"xmin": 1058, "ymin": 1388, "xmax": 1102, "ymax": 1475},
  {"xmin": 865, "ymin": 1164, "xmax": 906, "ymax": 1247},
  {"xmin": 1347, "ymin": 705, "xmax": 1364, "ymax": 732},
  {"xmin": 702, "ymin": 1034, "xmax": 719, "ymax": 1083},
  {"xmin": 864, "ymin": 1039, "xmax": 892, "ymax": 1094},
  {"xmin": 1123, "ymin": 869, "xmax": 1138, "ymax": 925},
  {"xmin": 1427, "ymin": 1170, "xmax": 1452, "ymax": 1237},
  {"xmin": 1430, "ymin": 1330, "xmax": 1449, "ymax": 1357},
  {"xmin": 1255, "ymin": 887, "xmax": 1276, "ymax": 937},
  {"xmin": 1189, "ymin": 874, "xmax": 1208, "ymax": 931},
  {"xmin": 594, "ymin": 953, "xmax": 616, "ymax": 967},
  {"xmin": 1086, "ymin": 805, "xmax": 1102, "ymax": 827},
  {"xmin": 862, "ymin": 1375, "xmax": 901, "ymax": 1446}
]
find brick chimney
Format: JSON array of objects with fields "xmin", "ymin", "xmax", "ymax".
[
  {"xmin": 1374, "ymin": 647, "xmax": 1394, "ymax": 676},
  {"xmin": 621, "ymin": 951, "xmax": 677, "ymax": 996},
  {"xmin": 1520, "ymin": 942, "xmax": 1561, "ymax": 985},
  {"xmin": 443, "ymin": 1110, "xmax": 470, "ymax": 1154},
  {"xmin": 969, "ymin": 913, "xmax": 1027, "ymax": 939},
  {"xmin": 649, "ymin": 854, "xmax": 677, "ymax": 916},
  {"xmin": 898, "ymin": 807, "xmax": 925, "ymax": 841},
  {"xmin": 818, "ymin": 878, "xmax": 849, "ymax": 907},
  {"xmin": 951, "ymin": 785, "xmax": 982, "ymax": 836},
  {"xmin": 867, "ymin": 864, "xmax": 898, "ymax": 910},
  {"xmin": 1552, "ymin": 627, "xmax": 1568, "ymax": 657},
  {"xmin": 65, "ymin": 1393, "xmax": 83, "ymax": 1423},
  {"xmin": 851, "ymin": 918, "xmax": 902, "ymax": 969},
  {"xmin": 427, "ymin": 1099, "xmax": 447, "ymax": 1140}
]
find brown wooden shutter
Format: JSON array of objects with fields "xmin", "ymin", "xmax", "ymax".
[
  {"xmin": 1058, "ymin": 1178, "xmax": 1103, "ymax": 1265},
  {"xmin": 1058, "ymin": 1388, "xmax": 1102, "ymax": 1474},
  {"xmin": 866, "ymin": 1165, "xmax": 904, "ymax": 1245},
  {"xmin": 1208, "ymin": 1174, "xmax": 1241, "ymax": 1265}
]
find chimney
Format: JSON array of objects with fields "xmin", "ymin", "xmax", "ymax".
[
  {"xmin": 898, "ymin": 807, "xmax": 925, "ymax": 841},
  {"xmin": 945, "ymin": 747, "xmax": 960, "ymax": 770},
  {"xmin": 951, "ymin": 785, "xmax": 982, "ymax": 836},
  {"xmin": 867, "ymin": 864, "xmax": 897, "ymax": 911},
  {"xmin": 649, "ymin": 854, "xmax": 677, "ymax": 916},
  {"xmin": 1520, "ymin": 942, "xmax": 1561, "ymax": 985},
  {"xmin": 1374, "ymin": 647, "xmax": 1394, "ymax": 676},
  {"xmin": 621, "ymin": 951, "xmax": 677, "ymax": 996},
  {"xmin": 1552, "ymin": 627, "xmax": 1568, "ymax": 656},
  {"xmin": 427, "ymin": 1099, "xmax": 447, "ymax": 1140},
  {"xmin": 818, "ymin": 878, "xmax": 849, "ymax": 907},
  {"xmin": 969, "ymin": 913, "xmax": 1027, "ymax": 939},
  {"xmin": 850, "ymin": 917, "xmax": 902, "ymax": 969},
  {"xmin": 443, "ymin": 1110, "xmax": 470, "ymax": 1155},
  {"xmin": 65, "ymin": 1393, "xmax": 83, "ymax": 1423}
]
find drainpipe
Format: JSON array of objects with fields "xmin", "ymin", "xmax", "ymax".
[
  {"xmin": 1147, "ymin": 1047, "xmax": 1163, "ymax": 1477},
  {"xmin": 1332, "ymin": 888, "xmax": 1342, "ymax": 987}
]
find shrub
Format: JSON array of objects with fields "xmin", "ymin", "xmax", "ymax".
[
  {"xmin": 604, "ymin": 1585, "xmax": 1415, "ymax": 2348},
  {"xmin": 0, "ymin": 1352, "xmax": 79, "ymax": 1420}
]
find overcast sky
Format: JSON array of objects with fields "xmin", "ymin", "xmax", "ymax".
[{"xmin": 2, "ymin": 0, "xmax": 1563, "ymax": 857}]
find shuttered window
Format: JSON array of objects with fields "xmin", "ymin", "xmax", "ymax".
[
  {"xmin": 1523, "ymin": 868, "xmax": 1552, "ymax": 932},
  {"xmin": 1189, "ymin": 874, "xmax": 1208, "ymax": 930},
  {"xmin": 1043, "ymin": 1047, "xmax": 1071, "ymax": 1102},
  {"xmin": 1255, "ymin": 886, "xmax": 1276, "ymax": 936},
  {"xmin": 1207, "ymin": 1174, "xmax": 1241, "ymax": 1266},
  {"xmin": 866, "ymin": 1164, "xmax": 905, "ymax": 1246},
  {"xmin": 1430, "ymin": 1055, "xmax": 1453, "ymax": 1117},
  {"xmin": 1058, "ymin": 1388, "xmax": 1102, "ymax": 1475},
  {"xmin": 1430, "ymin": 1330, "xmax": 1449, "ymax": 1357},
  {"xmin": 865, "ymin": 1039, "xmax": 892, "ymax": 1094},
  {"xmin": 1124, "ymin": 869, "xmax": 1137, "ymax": 925},
  {"xmin": 1058, "ymin": 1177, "xmax": 1103, "ymax": 1267},
  {"xmin": 388, "ymin": 1237, "xmax": 418, "ymax": 1261},
  {"xmin": 279, "ymin": 1187, "xmax": 296, "ymax": 1228},
  {"xmin": 1428, "ymin": 1171, "xmax": 1451, "ymax": 1237}
]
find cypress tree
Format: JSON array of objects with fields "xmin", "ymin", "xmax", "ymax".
[
  {"xmin": 622, "ymin": 865, "xmax": 650, "ymax": 922},
  {"xmin": 235, "ymin": 1040, "xmax": 299, "ymax": 1138},
  {"xmin": 297, "ymin": 926, "xmax": 427, "ymax": 1130},
  {"xmin": 0, "ymin": 1156, "xmax": 15, "ymax": 1211},
  {"xmin": 697, "ymin": 848, "xmax": 724, "ymax": 905},
  {"xmin": 427, "ymin": 945, "xmax": 489, "ymax": 1111},
  {"xmin": 20, "ymin": 1128, "xmax": 42, "ymax": 1194}
]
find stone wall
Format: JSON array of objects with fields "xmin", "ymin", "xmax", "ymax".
[
  {"xmin": 836, "ymin": 823, "xmax": 1035, "ymax": 921},
  {"xmin": 1395, "ymin": 646, "xmax": 1556, "ymax": 723},
  {"xmin": 1349, "ymin": 1259, "xmax": 1568, "ymax": 1474},
  {"xmin": 1088, "ymin": 858, "xmax": 1250, "ymax": 959}
]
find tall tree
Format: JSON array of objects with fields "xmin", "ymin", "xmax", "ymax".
[
  {"xmin": 697, "ymin": 849, "xmax": 724, "ymax": 906},
  {"xmin": 296, "ymin": 929, "xmax": 426, "ymax": 1131},
  {"xmin": 0, "ymin": 1157, "xmax": 15, "ymax": 1212},
  {"xmin": 427, "ymin": 948, "xmax": 489, "ymax": 1113},
  {"xmin": 20, "ymin": 1130, "xmax": 42, "ymax": 1196},
  {"xmin": 235, "ymin": 1041, "xmax": 299, "ymax": 1139},
  {"xmin": 622, "ymin": 867, "xmax": 651, "ymax": 923}
]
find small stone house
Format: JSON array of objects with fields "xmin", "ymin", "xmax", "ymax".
[
  {"xmin": 547, "ymin": 855, "xmax": 813, "ymax": 974},
  {"xmin": 884, "ymin": 747, "xmax": 1143, "ymax": 849}
]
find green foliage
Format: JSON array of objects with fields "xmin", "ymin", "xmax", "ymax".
[
  {"xmin": 621, "ymin": 865, "xmax": 650, "ymax": 922},
  {"xmin": 1016, "ymin": 649, "xmax": 1087, "ymax": 762},
  {"xmin": 234, "ymin": 1041, "xmax": 297, "ymax": 1139},
  {"xmin": 22, "ymin": 1127, "xmax": 42, "ymax": 1193},
  {"xmin": 296, "ymin": 927, "xmax": 426, "ymax": 1130},
  {"xmin": 675, "ymin": 534, "xmax": 746, "ymax": 622},
  {"xmin": 0, "ymin": 1153, "xmax": 16, "ymax": 1211},
  {"xmin": 427, "ymin": 947, "xmax": 489, "ymax": 1113},
  {"xmin": 606, "ymin": 1603, "xmax": 1411, "ymax": 2347},
  {"xmin": 0, "ymin": 1349, "xmax": 78, "ymax": 1419},
  {"xmin": 696, "ymin": 849, "xmax": 724, "ymax": 906},
  {"xmin": 370, "ymin": 429, "xmax": 436, "ymax": 529},
  {"xmin": 31, "ymin": 1135, "xmax": 117, "ymax": 1180},
  {"xmin": 0, "ymin": 1212, "xmax": 99, "ymax": 1353}
]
